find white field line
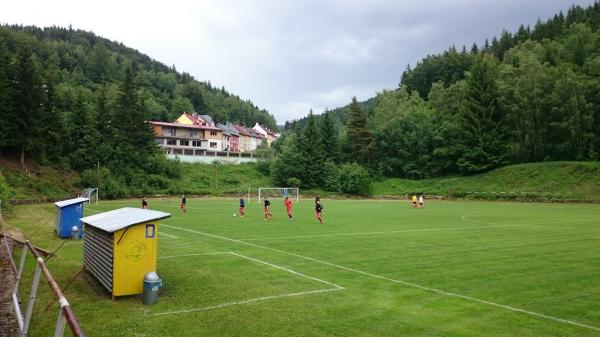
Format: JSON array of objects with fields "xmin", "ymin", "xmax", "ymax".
[
  {"xmin": 229, "ymin": 252, "xmax": 344, "ymax": 289},
  {"xmin": 159, "ymin": 232, "xmax": 178, "ymax": 239},
  {"xmin": 238, "ymin": 219, "xmax": 598, "ymax": 241},
  {"xmin": 145, "ymin": 288, "xmax": 343, "ymax": 317},
  {"xmin": 461, "ymin": 215, "xmax": 497, "ymax": 225},
  {"xmin": 163, "ymin": 224, "xmax": 600, "ymax": 332},
  {"xmin": 158, "ymin": 252, "xmax": 229, "ymax": 259},
  {"xmin": 149, "ymin": 251, "xmax": 344, "ymax": 317}
]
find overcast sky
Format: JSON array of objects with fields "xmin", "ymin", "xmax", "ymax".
[{"xmin": 1, "ymin": 0, "xmax": 596, "ymax": 123}]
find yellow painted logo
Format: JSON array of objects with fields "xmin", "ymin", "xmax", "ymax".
[{"xmin": 125, "ymin": 240, "xmax": 147, "ymax": 262}]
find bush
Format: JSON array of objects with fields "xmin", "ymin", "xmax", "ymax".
[
  {"xmin": 0, "ymin": 172, "xmax": 13, "ymax": 212},
  {"xmin": 336, "ymin": 163, "xmax": 372, "ymax": 195},
  {"xmin": 287, "ymin": 177, "xmax": 301, "ymax": 187}
]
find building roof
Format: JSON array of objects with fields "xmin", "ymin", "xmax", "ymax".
[
  {"xmin": 233, "ymin": 124, "xmax": 252, "ymax": 137},
  {"xmin": 80, "ymin": 207, "xmax": 171, "ymax": 233},
  {"xmin": 54, "ymin": 197, "xmax": 89, "ymax": 208},
  {"xmin": 199, "ymin": 114, "xmax": 214, "ymax": 125},
  {"xmin": 235, "ymin": 124, "xmax": 264, "ymax": 139},
  {"xmin": 217, "ymin": 123, "xmax": 240, "ymax": 136},
  {"xmin": 253, "ymin": 123, "xmax": 280, "ymax": 138},
  {"xmin": 150, "ymin": 121, "xmax": 222, "ymax": 132},
  {"xmin": 180, "ymin": 112, "xmax": 203, "ymax": 125}
]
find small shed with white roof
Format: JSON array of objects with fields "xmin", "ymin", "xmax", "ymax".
[
  {"xmin": 80, "ymin": 207, "xmax": 170, "ymax": 298},
  {"xmin": 54, "ymin": 197, "xmax": 89, "ymax": 238}
]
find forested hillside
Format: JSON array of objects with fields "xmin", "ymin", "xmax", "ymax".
[
  {"xmin": 268, "ymin": 2, "xmax": 600, "ymax": 193},
  {"xmin": 0, "ymin": 24, "xmax": 276, "ymax": 200},
  {"xmin": 288, "ymin": 97, "xmax": 377, "ymax": 131}
]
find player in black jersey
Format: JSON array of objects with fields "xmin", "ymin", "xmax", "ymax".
[
  {"xmin": 315, "ymin": 197, "xmax": 323, "ymax": 224},
  {"xmin": 263, "ymin": 197, "xmax": 273, "ymax": 220}
]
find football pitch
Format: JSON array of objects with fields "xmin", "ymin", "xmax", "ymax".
[{"xmin": 13, "ymin": 198, "xmax": 600, "ymax": 336}]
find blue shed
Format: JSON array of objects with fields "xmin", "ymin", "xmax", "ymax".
[{"xmin": 54, "ymin": 197, "xmax": 89, "ymax": 238}]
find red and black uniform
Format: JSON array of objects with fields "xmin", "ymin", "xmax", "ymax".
[
  {"xmin": 180, "ymin": 196, "xmax": 187, "ymax": 212},
  {"xmin": 264, "ymin": 199, "xmax": 272, "ymax": 219},
  {"xmin": 315, "ymin": 202, "xmax": 323, "ymax": 223},
  {"xmin": 239, "ymin": 198, "xmax": 245, "ymax": 217}
]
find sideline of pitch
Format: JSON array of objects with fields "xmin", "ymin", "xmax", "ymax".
[
  {"xmin": 163, "ymin": 223, "xmax": 600, "ymax": 332},
  {"xmin": 147, "ymin": 250, "xmax": 345, "ymax": 317}
]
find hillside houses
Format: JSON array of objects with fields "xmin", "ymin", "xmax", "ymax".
[{"xmin": 150, "ymin": 112, "xmax": 278, "ymax": 157}]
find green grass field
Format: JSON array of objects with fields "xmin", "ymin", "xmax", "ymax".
[{"xmin": 6, "ymin": 198, "xmax": 600, "ymax": 336}]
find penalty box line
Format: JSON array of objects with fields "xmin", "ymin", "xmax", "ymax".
[
  {"xmin": 163, "ymin": 224, "xmax": 600, "ymax": 332},
  {"xmin": 147, "ymin": 251, "xmax": 345, "ymax": 317}
]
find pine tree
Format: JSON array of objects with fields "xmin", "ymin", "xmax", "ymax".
[
  {"xmin": 346, "ymin": 97, "xmax": 374, "ymax": 165},
  {"xmin": 94, "ymin": 85, "xmax": 115, "ymax": 163},
  {"xmin": 457, "ymin": 55, "xmax": 505, "ymax": 173},
  {"xmin": 39, "ymin": 74, "xmax": 64, "ymax": 162},
  {"xmin": 12, "ymin": 41, "xmax": 44, "ymax": 166},
  {"xmin": 114, "ymin": 65, "xmax": 155, "ymax": 153},
  {"xmin": 320, "ymin": 113, "xmax": 340, "ymax": 163},
  {"xmin": 0, "ymin": 41, "xmax": 15, "ymax": 157},
  {"xmin": 299, "ymin": 110, "xmax": 325, "ymax": 187}
]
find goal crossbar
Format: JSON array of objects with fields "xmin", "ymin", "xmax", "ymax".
[{"xmin": 258, "ymin": 188, "xmax": 299, "ymax": 203}]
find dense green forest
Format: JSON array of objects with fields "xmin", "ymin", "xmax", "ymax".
[
  {"xmin": 270, "ymin": 2, "xmax": 600, "ymax": 193},
  {"xmin": 0, "ymin": 24, "xmax": 277, "ymax": 199}
]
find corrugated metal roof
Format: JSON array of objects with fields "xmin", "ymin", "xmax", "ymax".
[
  {"xmin": 54, "ymin": 197, "xmax": 89, "ymax": 208},
  {"xmin": 80, "ymin": 207, "xmax": 171, "ymax": 233}
]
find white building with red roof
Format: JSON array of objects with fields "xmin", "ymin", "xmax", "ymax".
[{"xmin": 252, "ymin": 123, "xmax": 280, "ymax": 146}]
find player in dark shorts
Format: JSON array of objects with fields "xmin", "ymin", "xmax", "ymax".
[
  {"xmin": 142, "ymin": 196, "xmax": 148, "ymax": 209},
  {"xmin": 263, "ymin": 197, "xmax": 272, "ymax": 220},
  {"xmin": 315, "ymin": 200, "xmax": 323, "ymax": 224},
  {"xmin": 239, "ymin": 197, "xmax": 245, "ymax": 217},
  {"xmin": 180, "ymin": 194, "xmax": 187, "ymax": 213}
]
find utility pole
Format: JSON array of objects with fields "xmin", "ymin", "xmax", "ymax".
[{"xmin": 97, "ymin": 161, "xmax": 100, "ymax": 205}]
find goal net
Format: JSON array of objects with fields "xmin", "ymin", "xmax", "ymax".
[
  {"xmin": 80, "ymin": 188, "xmax": 99, "ymax": 205},
  {"xmin": 257, "ymin": 188, "xmax": 299, "ymax": 203}
]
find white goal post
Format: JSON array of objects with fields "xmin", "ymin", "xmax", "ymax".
[
  {"xmin": 80, "ymin": 188, "xmax": 99, "ymax": 205},
  {"xmin": 257, "ymin": 188, "xmax": 299, "ymax": 203}
]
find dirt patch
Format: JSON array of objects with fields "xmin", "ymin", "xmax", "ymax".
[{"xmin": 0, "ymin": 238, "xmax": 19, "ymax": 337}]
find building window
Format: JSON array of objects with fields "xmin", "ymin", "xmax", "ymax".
[
  {"xmin": 155, "ymin": 139, "xmax": 163, "ymax": 145},
  {"xmin": 192, "ymin": 140, "xmax": 202, "ymax": 147},
  {"xmin": 167, "ymin": 128, "xmax": 176, "ymax": 136},
  {"xmin": 210, "ymin": 142, "xmax": 217, "ymax": 148},
  {"xmin": 190, "ymin": 130, "xmax": 198, "ymax": 137},
  {"xmin": 210, "ymin": 131, "xmax": 217, "ymax": 136},
  {"xmin": 167, "ymin": 139, "xmax": 177, "ymax": 146},
  {"xmin": 180, "ymin": 140, "xmax": 189, "ymax": 146}
]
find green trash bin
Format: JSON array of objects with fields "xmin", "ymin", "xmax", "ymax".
[{"xmin": 142, "ymin": 272, "xmax": 162, "ymax": 305}]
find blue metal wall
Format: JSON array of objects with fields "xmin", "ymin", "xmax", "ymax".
[{"xmin": 57, "ymin": 202, "xmax": 84, "ymax": 238}]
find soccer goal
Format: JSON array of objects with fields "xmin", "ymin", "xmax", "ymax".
[
  {"xmin": 80, "ymin": 188, "xmax": 99, "ymax": 205},
  {"xmin": 257, "ymin": 187, "xmax": 299, "ymax": 203}
]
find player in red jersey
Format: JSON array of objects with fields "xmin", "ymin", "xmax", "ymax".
[{"xmin": 284, "ymin": 196, "xmax": 293, "ymax": 220}]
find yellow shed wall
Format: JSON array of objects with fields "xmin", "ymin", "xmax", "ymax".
[{"xmin": 112, "ymin": 222, "xmax": 158, "ymax": 296}]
